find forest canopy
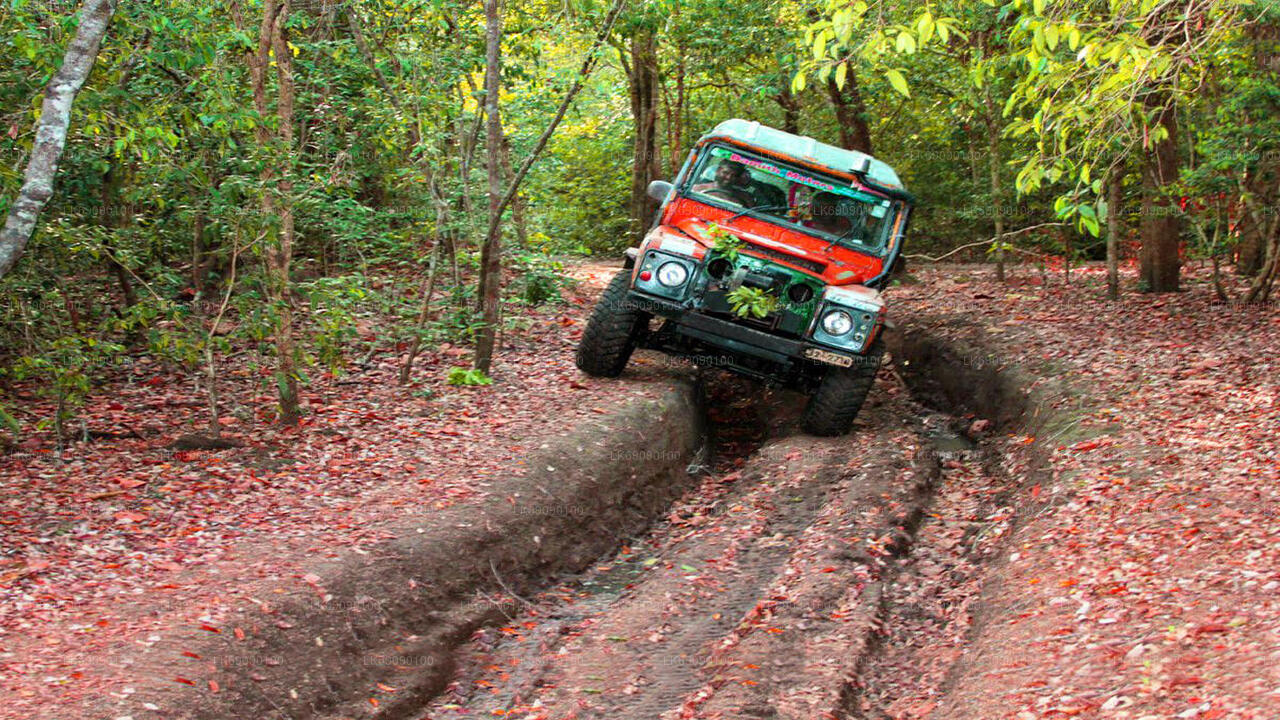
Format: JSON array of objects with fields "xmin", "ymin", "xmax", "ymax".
[{"xmin": 1, "ymin": 0, "xmax": 1277, "ymax": 434}]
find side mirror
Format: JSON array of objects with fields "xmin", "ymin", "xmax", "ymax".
[{"xmin": 646, "ymin": 180, "xmax": 673, "ymax": 202}]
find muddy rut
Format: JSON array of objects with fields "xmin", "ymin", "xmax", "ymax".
[{"xmin": 411, "ymin": 368, "xmax": 976, "ymax": 720}]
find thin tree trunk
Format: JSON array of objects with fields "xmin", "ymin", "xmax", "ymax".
[
  {"xmin": 983, "ymin": 88, "xmax": 1006, "ymax": 283},
  {"xmin": 671, "ymin": 42, "xmax": 686, "ymax": 176},
  {"xmin": 826, "ymin": 74, "xmax": 873, "ymax": 154},
  {"xmin": 204, "ymin": 234, "xmax": 242, "ymax": 435},
  {"xmin": 777, "ymin": 78, "xmax": 800, "ymax": 135},
  {"xmin": 967, "ymin": 129, "xmax": 982, "ymax": 184},
  {"xmin": 500, "ymin": 134, "xmax": 528, "ymax": 249},
  {"xmin": 399, "ymin": 242, "xmax": 442, "ymax": 385},
  {"xmin": 1211, "ymin": 246, "xmax": 1228, "ymax": 302},
  {"xmin": 1240, "ymin": 18, "xmax": 1280, "ymax": 276},
  {"xmin": 1106, "ymin": 164, "xmax": 1125, "ymax": 300},
  {"xmin": 626, "ymin": 29, "xmax": 661, "ymax": 246},
  {"xmin": 0, "ymin": 0, "xmax": 119, "ymax": 278},
  {"xmin": 1139, "ymin": 99, "xmax": 1182, "ymax": 293},
  {"xmin": 472, "ymin": 0, "xmax": 625, "ymax": 371},
  {"xmin": 271, "ymin": 0, "xmax": 301, "ymax": 424},
  {"xmin": 473, "ymin": 0, "xmax": 506, "ymax": 374},
  {"xmin": 1243, "ymin": 184, "xmax": 1280, "ymax": 302},
  {"xmin": 100, "ymin": 165, "xmax": 137, "ymax": 308},
  {"xmin": 242, "ymin": 0, "xmax": 301, "ymax": 424}
]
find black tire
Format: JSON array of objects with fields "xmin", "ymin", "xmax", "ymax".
[
  {"xmin": 575, "ymin": 270, "xmax": 647, "ymax": 377},
  {"xmin": 800, "ymin": 340, "xmax": 884, "ymax": 436}
]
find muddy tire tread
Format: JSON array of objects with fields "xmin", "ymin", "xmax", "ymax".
[
  {"xmin": 800, "ymin": 340, "xmax": 884, "ymax": 436},
  {"xmin": 575, "ymin": 270, "xmax": 644, "ymax": 377}
]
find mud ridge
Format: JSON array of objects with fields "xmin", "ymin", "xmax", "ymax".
[
  {"xmin": 90, "ymin": 380, "xmax": 706, "ymax": 720},
  {"xmin": 836, "ymin": 315, "xmax": 1083, "ymax": 718}
]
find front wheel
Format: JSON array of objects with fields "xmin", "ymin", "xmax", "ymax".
[
  {"xmin": 575, "ymin": 270, "xmax": 647, "ymax": 377},
  {"xmin": 800, "ymin": 340, "xmax": 884, "ymax": 436}
]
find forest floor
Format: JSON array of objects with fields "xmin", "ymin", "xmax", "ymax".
[
  {"xmin": 0, "ymin": 261, "xmax": 680, "ymax": 718},
  {"xmin": 855, "ymin": 262, "xmax": 1280, "ymax": 720},
  {"xmin": 2, "ymin": 258, "xmax": 1278, "ymax": 720}
]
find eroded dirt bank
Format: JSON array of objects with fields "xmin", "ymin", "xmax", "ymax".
[{"xmin": 83, "ymin": 380, "xmax": 707, "ymax": 720}]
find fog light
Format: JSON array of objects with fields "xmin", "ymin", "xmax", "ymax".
[
  {"xmin": 657, "ymin": 261, "xmax": 689, "ymax": 287},
  {"xmin": 639, "ymin": 270, "xmax": 652, "ymax": 281},
  {"xmin": 821, "ymin": 309, "xmax": 854, "ymax": 336}
]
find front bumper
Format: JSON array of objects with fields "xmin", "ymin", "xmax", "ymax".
[{"xmin": 628, "ymin": 291, "xmax": 859, "ymax": 370}]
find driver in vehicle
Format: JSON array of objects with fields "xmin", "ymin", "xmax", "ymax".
[{"xmin": 694, "ymin": 160, "xmax": 756, "ymax": 206}]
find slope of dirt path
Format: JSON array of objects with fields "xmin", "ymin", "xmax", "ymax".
[
  {"xmin": 414, "ymin": 373, "xmax": 951, "ymax": 720},
  {"xmin": 857, "ymin": 264, "xmax": 1280, "ymax": 720}
]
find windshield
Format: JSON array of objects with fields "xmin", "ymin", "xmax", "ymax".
[{"xmin": 683, "ymin": 144, "xmax": 897, "ymax": 253}]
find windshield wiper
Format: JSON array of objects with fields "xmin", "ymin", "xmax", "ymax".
[
  {"xmin": 823, "ymin": 229, "xmax": 862, "ymax": 253},
  {"xmin": 724, "ymin": 204, "xmax": 790, "ymax": 223}
]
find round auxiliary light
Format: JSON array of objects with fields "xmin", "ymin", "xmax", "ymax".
[
  {"xmin": 657, "ymin": 261, "xmax": 689, "ymax": 287},
  {"xmin": 639, "ymin": 270, "xmax": 653, "ymax": 282},
  {"xmin": 821, "ymin": 309, "xmax": 854, "ymax": 336}
]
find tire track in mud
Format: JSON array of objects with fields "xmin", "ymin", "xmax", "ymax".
[{"xmin": 415, "ymin": 372, "xmax": 958, "ymax": 720}]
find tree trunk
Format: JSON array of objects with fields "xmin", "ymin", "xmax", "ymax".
[
  {"xmin": 1242, "ymin": 176, "xmax": 1280, "ymax": 303},
  {"xmin": 100, "ymin": 163, "xmax": 138, "ymax": 309},
  {"xmin": 826, "ymin": 74, "xmax": 873, "ymax": 154},
  {"xmin": 777, "ymin": 78, "xmax": 800, "ymax": 135},
  {"xmin": 244, "ymin": 0, "xmax": 302, "ymax": 424},
  {"xmin": 473, "ymin": 0, "xmax": 505, "ymax": 374},
  {"xmin": 626, "ymin": 29, "xmax": 661, "ymax": 246},
  {"xmin": 272, "ymin": 0, "xmax": 300, "ymax": 424},
  {"xmin": 0, "ymin": 0, "xmax": 119, "ymax": 278},
  {"xmin": 1106, "ymin": 164, "xmax": 1125, "ymax": 300},
  {"xmin": 399, "ymin": 242, "xmax": 442, "ymax": 385},
  {"xmin": 983, "ymin": 89, "xmax": 1005, "ymax": 282},
  {"xmin": 1239, "ymin": 18, "xmax": 1280, "ymax": 277},
  {"xmin": 1237, "ymin": 221, "xmax": 1265, "ymax": 276},
  {"xmin": 500, "ymin": 133, "xmax": 529, "ymax": 249},
  {"xmin": 1138, "ymin": 100, "xmax": 1182, "ymax": 293}
]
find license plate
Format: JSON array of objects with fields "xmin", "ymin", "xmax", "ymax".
[{"xmin": 804, "ymin": 348, "xmax": 854, "ymax": 367}]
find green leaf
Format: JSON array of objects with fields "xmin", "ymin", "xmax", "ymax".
[
  {"xmin": 813, "ymin": 32, "xmax": 827, "ymax": 61},
  {"xmin": 917, "ymin": 12, "xmax": 935, "ymax": 45},
  {"xmin": 886, "ymin": 68, "xmax": 910, "ymax": 97},
  {"xmin": 1081, "ymin": 215, "xmax": 1100, "ymax": 236},
  {"xmin": 834, "ymin": 8, "xmax": 855, "ymax": 44},
  {"xmin": 835, "ymin": 61, "xmax": 848, "ymax": 90},
  {"xmin": 1045, "ymin": 25, "xmax": 1059, "ymax": 51},
  {"xmin": 895, "ymin": 31, "xmax": 917, "ymax": 54}
]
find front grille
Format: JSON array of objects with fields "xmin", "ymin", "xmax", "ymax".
[{"xmin": 742, "ymin": 243, "xmax": 826, "ymax": 275}]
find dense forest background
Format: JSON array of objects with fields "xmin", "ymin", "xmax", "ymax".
[{"xmin": 1, "ymin": 0, "xmax": 1277, "ymax": 438}]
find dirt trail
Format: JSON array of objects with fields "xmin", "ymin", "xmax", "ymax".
[{"xmin": 414, "ymin": 373, "xmax": 957, "ymax": 720}]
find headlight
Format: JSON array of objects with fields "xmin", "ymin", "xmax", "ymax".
[
  {"xmin": 821, "ymin": 309, "xmax": 854, "ymax": 336},
  {"xmin": 657, "ymin": 261, "xmax": 689, "ymax": 287}
]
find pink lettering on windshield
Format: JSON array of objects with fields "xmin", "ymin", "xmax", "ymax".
[{"xmin": 731, "ymin": 152, "xmax": 836, "ymax": 193}]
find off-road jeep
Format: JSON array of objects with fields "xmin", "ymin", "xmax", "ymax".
[{"xmin": 576, "ymin": 119, "xmax": 914, "ymax": 436}]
